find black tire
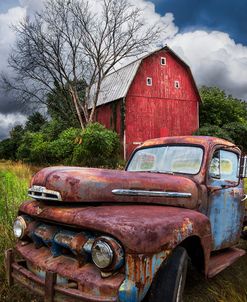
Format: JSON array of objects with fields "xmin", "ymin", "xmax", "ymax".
[
  {"xmin": 241, "ymin": 226, "xmax": 247, "ymax": 239},
  {"xmin": 147, "ymin": 246, "xmax": 188, "ymax": 302}
]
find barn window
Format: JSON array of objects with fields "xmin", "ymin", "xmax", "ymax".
[
  {"xmin": 146, "ymin": 77, "xmax": 152, "ymax": 86},
  {"xmin": 161, "ymin": 57, "xmax": 166, "ymax": 65},
  {"xmin": 174, "ymin": 80, "xmax": 180, "ymax": 89}
]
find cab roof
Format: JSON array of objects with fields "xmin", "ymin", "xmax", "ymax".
[{"xmin": 140, "ymin": 136, "xmax": 237, "ymax": 150}]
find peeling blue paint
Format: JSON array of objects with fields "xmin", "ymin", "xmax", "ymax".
[
  {"xmin": 118, "ymin": 250, "xmax": 169, "ymax": 302},
  {"xmin": 208, "ymin": 182, "xmax": 244, "ymax": 250}
]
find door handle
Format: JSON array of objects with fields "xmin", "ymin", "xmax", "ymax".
[{"xmin": 241, "ymin": 195, "xmax": 247, "ymax": 201}]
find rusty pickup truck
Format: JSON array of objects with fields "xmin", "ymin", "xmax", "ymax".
[{"xmin": 5, "ymin": 136, "xmax": 247, "ymax": 302}]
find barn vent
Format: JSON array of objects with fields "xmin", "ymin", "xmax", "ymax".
[
  {"xmin": 146, "ymin": 77, "xmax": 152, "ymax": 86},
  {"xmin": 161, "ymin": 57, "xmax": 166, "ymax": 65},
  {"xmin": 174, "ymin": 80, "xmax": 180, "ymax": 89}
]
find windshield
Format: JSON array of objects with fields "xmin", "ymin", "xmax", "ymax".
[{"xmin": 127, "ymin": 145, "xmax": 203, "ymax": 175}]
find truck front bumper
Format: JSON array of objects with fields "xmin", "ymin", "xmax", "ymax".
[{"xmin": 5, "ymin": 243, "xmax": 125, "ymax": 302}]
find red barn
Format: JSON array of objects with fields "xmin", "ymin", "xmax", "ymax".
[{"xmin": 94, "ymin": 46, "xmax": 201, "ymax": 159}]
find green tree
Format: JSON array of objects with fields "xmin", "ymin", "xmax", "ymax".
[
  {"xmin": 194, "ymin": 124, "xmax": 233, "ymax": 142},
  {"xmin": 17, "ymin": 132, "xmax": 53, "ymax": 164},
  {"xmin": 0, "ymin": 139, "xmax": 16, "ymax": 160},
  {"xmin": 25, "ymin": 112, "xmax": 47, "ymax": 132},
  {"xmin": 199, "ymin": 86, "xmax": 247, "ymax": 127},
  {"xmin": 40, "ymin": 119, "xmax": 67, "ymax": 142},
  {"xmin": 222, "ymin": 122, "xmax": 247, "ymax": 150},
  {"xmin": 196, "ymin": 87, "xmax": 247, "ymax": 150},
  {"xmin": 46, "ymin": 81, "xmax": 86, "ymax": 129}
]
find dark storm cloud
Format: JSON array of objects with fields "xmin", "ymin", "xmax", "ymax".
[
  {"xmin": 153, "ymin": 0, "xmax": 247, "ymax": 44},
  {"xmin": 0, "ymin": 92, "xmax": 23, "ymax": 114}
]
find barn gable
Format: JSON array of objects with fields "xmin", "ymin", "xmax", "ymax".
[
  {"xmin": 94, "ymin": 46, "xmax": 201, "ymax": 159},
  {"xmin": 91, "ymin": 46, "xmax": 201, "ymax": 107}
]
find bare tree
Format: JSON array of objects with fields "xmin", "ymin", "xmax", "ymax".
[{"xmin": 2, "ymin": 0, "xmax": 164, "ymax": 129}]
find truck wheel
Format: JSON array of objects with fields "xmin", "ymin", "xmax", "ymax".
[
  {"xmin": 147, "ymin": 246, "xmax": 188, "ymax": 302},
  {"xmin": 242, "ymin": 226, "xmax": 247, "ymax": 239}
]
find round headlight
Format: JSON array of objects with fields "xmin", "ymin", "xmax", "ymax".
[
  {"xmin": 91, "ymin": 239, "xmax": 114, "ymax": 269},
  {"xmin": 13, "ymin": 216, "xmax": 27, "ymax": 239}
]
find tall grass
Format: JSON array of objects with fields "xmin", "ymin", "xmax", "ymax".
[
  {"xmin": 0, "ymin": 161, "xmax": 31, "ymax": 251},
  {"xmin": 0, "ymin": 162, "xmax": 39, "ymax": 301}
]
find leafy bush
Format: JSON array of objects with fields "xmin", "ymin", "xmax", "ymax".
[
  {"xmin": 17, "ymin": 132, "xmax": 52, "ymax": 164},
  {"xmin": 49, "ymin": 127, "xmax": 81, "ymax": 163},
  {"xmin": 72, "ymin": 123, "xmax": 120, "ymax": 168},
  {"xmin": 15, "ymin": 123, "xmax": 120, "ymax": 167},
  {"xmin": 195, "ymin": 122, "xmax": 247, "ymax": 151},
  {"xmin": 41, "ymin": 119, "xmax": 68, "ymax": 141},
  {"xmin": 194, "ymin": 124, "xmax": 233, "ymax": 142}
]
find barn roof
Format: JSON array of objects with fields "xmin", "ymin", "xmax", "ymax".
[{"xmin": 90, "ymin": 45, "xmax": 201, "ymax": 107}]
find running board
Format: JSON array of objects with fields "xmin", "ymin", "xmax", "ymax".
[{"xmin": 207, "ymin": 247, "xmax": 246, "ymax": 278}]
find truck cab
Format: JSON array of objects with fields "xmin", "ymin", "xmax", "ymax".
[{"xmin": 5, "ymin": 136, "xmax": 247, "ymax": 302}]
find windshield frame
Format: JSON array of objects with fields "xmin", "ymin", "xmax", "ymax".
[{"xmin": 125, "ymin": 143, "xmax": 205, "ymax": 176}]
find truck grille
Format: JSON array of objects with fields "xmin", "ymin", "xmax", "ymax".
[
  {"xmin": 29, "ymin": 222, "xmax": 94, "ymax": 258},
  {"xmin": 28, "ymin": 186, "xmax": 62, "ymax": 201}
]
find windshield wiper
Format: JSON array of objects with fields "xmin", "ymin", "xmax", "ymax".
[{"xmin": 143, "ymin": 170, "xmax": 174, "ymax": 175}]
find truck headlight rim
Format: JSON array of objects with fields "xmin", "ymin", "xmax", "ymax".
[
  {"xmin": 91, "ymin": 236, "xmax": 124, "ymax": 271},
  {"xmin": 13, "ymin": 216, "xmax": 27, "ymax": 239},
  {"xmin": 91, "ymin": 238, "xmax": 114, "ymax": 269}
]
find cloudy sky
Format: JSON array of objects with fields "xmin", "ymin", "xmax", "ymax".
[{"xmin": 0, "ymin": 0, "xmax": 247, "ymax": 140}]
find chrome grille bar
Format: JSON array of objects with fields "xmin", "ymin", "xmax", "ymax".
[
  {"xmin": 112, "ymin": 189, "xmax": 192, "ymax": 198},
  {"xmin": 28, "ymin": 186, "xmax": 62, "ymax": 201}
]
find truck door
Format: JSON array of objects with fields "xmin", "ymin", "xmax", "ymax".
[{"xmin": 207, "ymin": 149, "xmax": 245, "ymax": 251}]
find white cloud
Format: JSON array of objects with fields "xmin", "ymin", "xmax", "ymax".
[
  {"xmin": 19, "ymin": 0, "xmax": 44, "ymax": 16},
  {"xmin": 167, "ymin": 30, "xmax": 247, "ymax": 100},
  {"xmin": 0, "ymin": 113, "xmax": 27, "ymax": 140},
  {"xmin": 0, "ymin": 6, "xmax": 26, "ymax": 70},
  {"xmin": 129, "ymin": 0, "xmax": 178, "ymax": 41}
]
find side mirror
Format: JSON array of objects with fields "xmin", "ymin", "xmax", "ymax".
[{"xmin": 240, "ymin": 155, "xmax": 247, "ymax": 178}]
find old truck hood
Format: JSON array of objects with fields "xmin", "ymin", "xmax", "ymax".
[
  {"xmin": 29, "ymin": 166, "xmax": 199, "ymax": 209},
  {"xmin": 20, "ymin": 200, "xmax": 210, "ymax": 253}
]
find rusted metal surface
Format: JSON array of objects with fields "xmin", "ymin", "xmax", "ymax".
[
  {"xmin": 45, "ymin": 271, "xmax": 56, "ymax": 302},
  {"xmin": 119, "ymin": 250, "xmax": 171, "ymax": 301},
  {"xmin": 207, "ymin": 247, "xmax": 246, "ymax": 278},
  {"xmin": 5, "ymin": 249, "xmax": 14, "ymax": 286},
  {"xmin": 30, "ymin": 167, "xmax": 199, "ymax": 208},
  {"xmin": 12, "ymin": 243, "xmax": 124, "ymax": 301},
  {"xmin": 32, "ymin": 223, "xmax": 91, "ymax": 258},
  {"xmin": 19, "ymin": 202, "xmax": 211, "ymax": 254}
]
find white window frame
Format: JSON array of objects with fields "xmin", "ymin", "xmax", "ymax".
[
  {"xmin": 146, "ymin": 77, "xmax": 152, "ymax": 86},
  {"xmin": 174, "ymin": 80, "xmax": 180, "ymax": 89},
  {"xmin": 161, "ymin": 57, "xmax": 166, "ymax": 65}
]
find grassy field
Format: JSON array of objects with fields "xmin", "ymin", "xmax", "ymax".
[{"xmin": 0, "ymin": 161, "xmax": 247, "ymax": 302}]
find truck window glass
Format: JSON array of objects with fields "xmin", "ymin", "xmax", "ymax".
[
  {"xmin": 209, "ymin": 150, "xmax": 239, "ymax": 182},
  {"xmin": 220, "ymin": 150, "xmax": 239, "ymax": 182},
  {"xmin": 127, "ymin": 146, "xmax": 203, "ymax": 175}
]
